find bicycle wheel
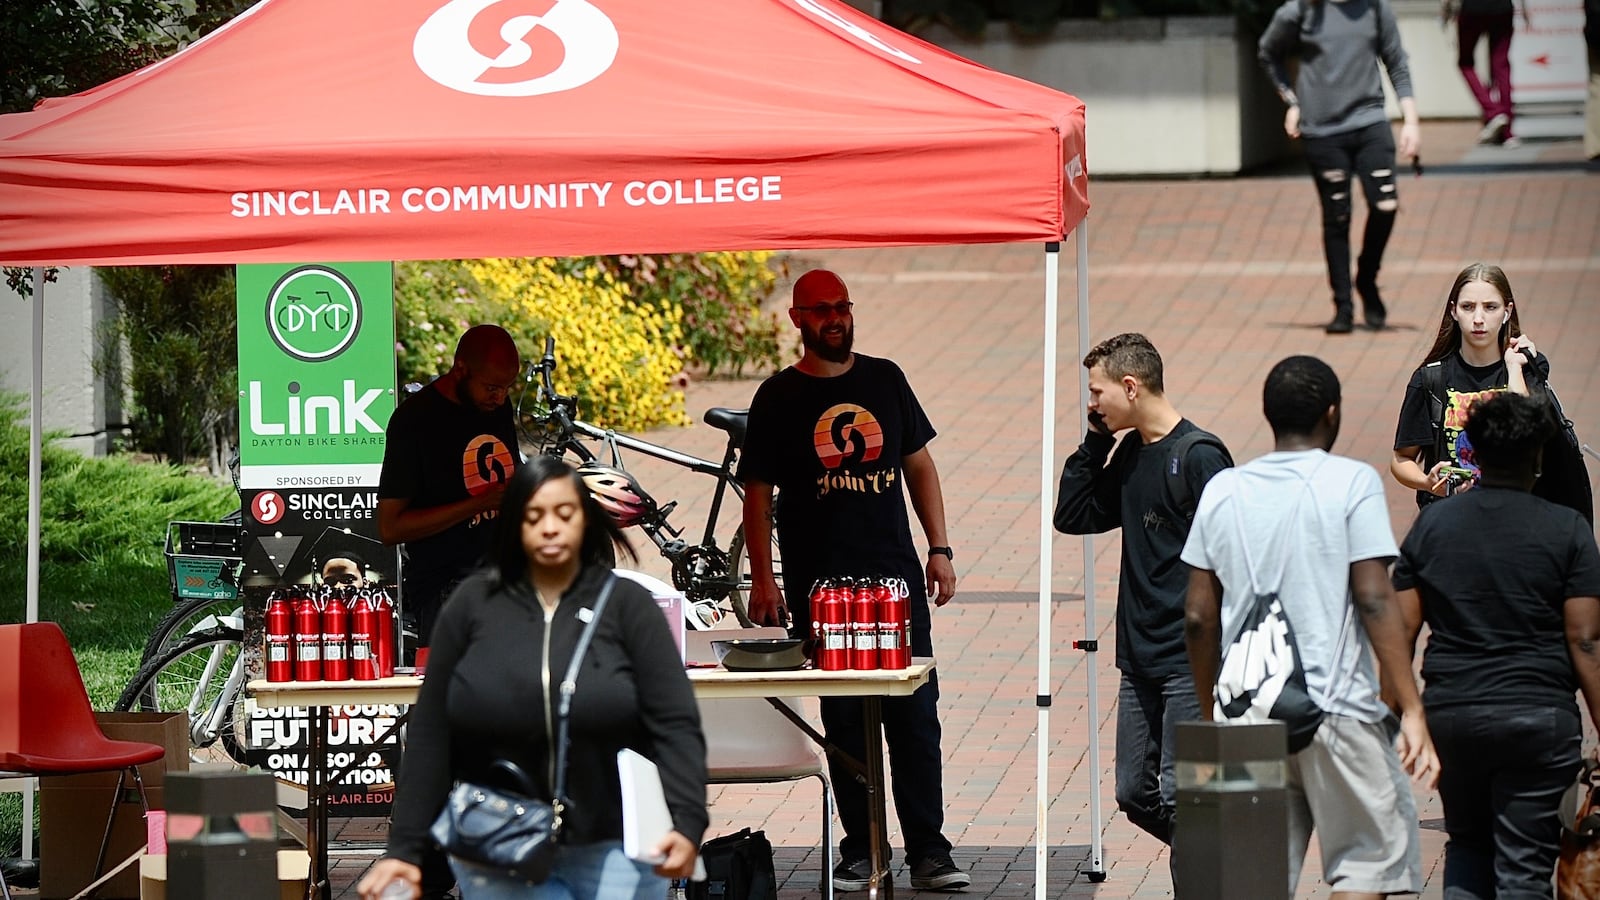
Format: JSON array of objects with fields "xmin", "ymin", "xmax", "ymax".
[
  {"xmin": 727, "ymin": 524, "xmax": 783, "ymax": 629},
  {"xmin": 116, "ymin": 627, "xmax": 250, "ymax": 768},
  {"xmin": 142, "ymin": 596, "xmax": 241, "ymax": 663}
]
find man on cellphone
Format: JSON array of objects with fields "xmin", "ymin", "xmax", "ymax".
[{"xmin": 1054, "ymin": 333, "xmax": 1232, "ymax": 857}]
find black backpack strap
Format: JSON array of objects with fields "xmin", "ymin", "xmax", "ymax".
[
  {"xmin": 1166, "ymin": 429, "xmax": 1234, "ymax": 522},
  {"xmin": 1421, "ymin": 360, "xmax": 1446, "ymax": 469}
]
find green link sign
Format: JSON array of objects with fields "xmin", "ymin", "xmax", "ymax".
[{"xmin": 236, "ymin": 262, "xmax": 396, "ymax": 486}]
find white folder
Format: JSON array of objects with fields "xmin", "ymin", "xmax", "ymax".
[{"xmin": 617, "ymin": 747, "xmax": 708, "ymax": 881}]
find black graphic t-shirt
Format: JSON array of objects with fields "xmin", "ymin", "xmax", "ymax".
[
  {"xmin": 378, "ymin": 382, "xmax": 519, "ymax": 595},
  {"xmin": 1054, "ymin": 420, "xmax": 1232, "ymax": 676},
  {"xmin": 738, "ymin": 355, "xmax": 934, "ymax": 614},
  {"xmin": 1393, "ymin": 352, "xmax": 1550, "ymax": 504},
  {"xmin": 1393, "ymin": 486, "xmax": 1600, "ymax": 711}
]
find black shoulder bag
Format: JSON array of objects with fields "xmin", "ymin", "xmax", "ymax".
[{"xmin": 429, "ymin": 576, "xmax": 616, "ymax": 882}]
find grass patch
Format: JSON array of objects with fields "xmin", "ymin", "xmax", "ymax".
[{"xmin": 1, "ymin": 395, "xmax": 235, "ymax": 857}]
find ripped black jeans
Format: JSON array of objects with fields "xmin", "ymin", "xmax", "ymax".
[{"xmin": 1302, "ymin": 121, "xmax": 1399, "ymax": 316}]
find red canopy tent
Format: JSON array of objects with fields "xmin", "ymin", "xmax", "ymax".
[{"xmin": 0, "ymin": 0, "xmax": 1102, "ymax": 890}]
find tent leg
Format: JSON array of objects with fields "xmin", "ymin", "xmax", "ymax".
[
  {"xmin": 23, "ymin": 266, "xmax": 44, "ymax": 862},
  {"xmin": 1072, "ymin": 225, "xmax": 1106, "ymax": 883},
  {"xmin": 1035, "ymin": 243, "xmax": 1060, "ymax": 900}
]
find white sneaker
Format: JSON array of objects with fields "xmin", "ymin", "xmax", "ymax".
[
  {"xmin": 1477, "ymin": 113, "xmax": 1509, "ymax": 144},
  {"xmin": 1501, "ymin": 136, "xmax": 1523, "ymax": 149}
]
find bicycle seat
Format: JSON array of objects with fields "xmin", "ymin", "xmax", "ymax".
[{"xmin": 703, "ymin": 407, "xmax": 749, "ymax": 448}]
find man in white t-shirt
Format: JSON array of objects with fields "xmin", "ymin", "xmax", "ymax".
[{"xmin": 1181, "ymin": 355, "xmax": 1439, "ymax": 899}]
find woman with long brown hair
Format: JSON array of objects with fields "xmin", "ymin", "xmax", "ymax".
[{"xmin": 1391, "ymin": 262, "xmax": 1543, "ymax": 507}]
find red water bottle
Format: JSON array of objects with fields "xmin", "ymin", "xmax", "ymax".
[
  {"xmin": 292, "ymin": 593, "xmax": 322, "ymax": 682},
  {"xmin": 815, "ymin": 580, "xmax": 849, "ymax": 671},
  {"xmin": 349, "ymin": 593, "xmax": 378, "ymax": 681},
  {"xmin": 265, "ymin": 593, "xmax": 292, "ymax": 683},
  {"xmin": 876, "ymin": 578, "xmax": 910, "ymax": 670},
  {"xmin": 372, "ymin": 590, "xmax": 395, "ymax": 678},
  {"xmin": 849, "ymin": 578, "xmax": 879, "ymax": 670},
  {"xmin": 321, "ymin": 592, "xmax": 349, "ymax": 681}
]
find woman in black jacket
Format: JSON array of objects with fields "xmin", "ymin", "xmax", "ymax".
[{"xmin": 360, "ymin": 456, "xmax": 707, "ymax": 899}]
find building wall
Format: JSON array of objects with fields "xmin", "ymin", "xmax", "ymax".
[{"xmin": 0, "ymin": 268, "xmax": 119, "ymax": 456}]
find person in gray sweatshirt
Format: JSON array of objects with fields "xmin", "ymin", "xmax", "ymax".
[{"xmin": 1260, "ymin": 0, "xmax": 1420, "ymax": 335}]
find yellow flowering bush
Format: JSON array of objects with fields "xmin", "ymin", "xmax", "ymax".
[
  {"xmin": 468, "ymin": 258, "xmax": 688, "ymax": 430},
  {"xmin": 392, "ymin": 259, "xmax": 688, "ymax": 431}
]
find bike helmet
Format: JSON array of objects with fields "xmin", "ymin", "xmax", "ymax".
[{"xmin": 577, "ymin": 461, "xmax": 655, "ymax": 527}]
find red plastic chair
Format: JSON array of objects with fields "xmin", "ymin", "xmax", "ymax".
[{"xmin": 0, "ymin": 622, "xmax": 165, "ymax": 900}]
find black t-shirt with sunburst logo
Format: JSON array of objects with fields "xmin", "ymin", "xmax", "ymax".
[
  {"xmin": 379, "ymin": 381, "xmax": 519, "ymax": 616},
  {"xmin": 739, "ymin": 354, "xmax": 934, "ymax": 618}
]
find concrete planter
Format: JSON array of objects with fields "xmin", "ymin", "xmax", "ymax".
[{"xmin": 913, "ymin": 16, "xmax": 1292, "ymax": 175}]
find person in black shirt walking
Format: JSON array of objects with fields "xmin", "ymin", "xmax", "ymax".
[
  {"xmin": 1391, "ymin": 263, "xmax": 1555, "ymax": 510},
  {"xmin": 1054, "ymin": 333, "xmax": 1232, "ymax": 853},
  {"xmin": 1393, "ymin": 392, "xmax": 1600, "ymax": 898}
]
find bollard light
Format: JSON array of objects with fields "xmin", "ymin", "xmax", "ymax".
[
  {"xmin": 1173, "ymin": 720, "xmax": 1289, "ymax": 900},
  {"xmin": 166, "ymin": 770, "xmax": 278, "ymax": 900}
]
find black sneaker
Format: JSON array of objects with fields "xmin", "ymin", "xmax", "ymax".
[
  {"xmin": 1356, "ymin": 279, "xmax": 1386, "ymax": 330},
  {"xmin": 909, "ymin": 855, "xmax": 971, "ymax": 891},
  {"xmin": 833, "ymin": 856, "xmax": 877, "ymax": 892},
  {"xmin": 1324, "ymin": 310, "xmax": 1354, "ymax": 334}
]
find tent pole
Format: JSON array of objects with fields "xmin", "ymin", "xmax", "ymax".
[
  {"xmin": 1035, "ymin": 242, "xmax": 1060, "ymax": 900},
  {"xmin": 23, "ymin": 265, "xmax": 44, "ymax": 862},
  {"xmin": 26, "ymin": 266, "xmax": 42, "ymax": 627},
  {"xmin": 1075, "ymin": 223, "xmax": 1106, "ymax": 882}
]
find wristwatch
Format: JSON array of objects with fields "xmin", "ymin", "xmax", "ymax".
[{"xmin": 927, "ymin": 546, "xmax": 953, "ymax": 560}]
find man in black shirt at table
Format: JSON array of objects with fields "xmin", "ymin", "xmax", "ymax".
[
  {"xmin": 377, "ymin": 323, "xmax": 520, "ymax": 900},
  {"xmin": 739, "ymin": 269, "xmax": 969, "ymax": 892},
  {"xmin": 378, "ymin": 324, "xmax": 521, "ymax": 647}
]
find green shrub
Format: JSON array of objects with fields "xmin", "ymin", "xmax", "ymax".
[
  {"xmin": 96, "ymin": 265, "xmax": 239, "ymax": 472},
  {"xmin": 0, "ymin": 394, "xmax": 237, "ymax": 855}
]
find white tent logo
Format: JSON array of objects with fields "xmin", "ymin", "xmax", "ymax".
[{"xmin": 414, "ymin": 0, "xmax": 619, "ymax": 97}]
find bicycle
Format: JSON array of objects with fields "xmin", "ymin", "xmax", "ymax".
[
  {"xmin": 517, "ymin": 337, "xmax": 781, "ymax": 628},
  {"xmin": 117, "ymin": 619, "xmax": 249, "ymax": 767}
]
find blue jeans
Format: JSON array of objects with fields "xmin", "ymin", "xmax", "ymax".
[
  {"xmin": 450, "ymin": 841, "xmax": 667, "ymax": 900},
  {"xmin": 1115, "ymin": 670, "xmax": 1201, "ymax": 846},
  {"xmin": 1429, "ymin": 704, "xmax": 1581, "ymax": 900}
]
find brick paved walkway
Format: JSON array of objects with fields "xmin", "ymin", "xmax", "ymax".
[{"xmin": 324, "ymin": 117, "xmax": 1600, "ymax": 899}]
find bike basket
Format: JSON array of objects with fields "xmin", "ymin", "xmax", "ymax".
[{"xmin": 165, "ymin": 521, "xmax": 244, "ymax": 601}]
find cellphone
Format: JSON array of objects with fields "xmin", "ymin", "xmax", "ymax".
[
  {"xmin": 1087, "ymin": 410, "xmax": 1108, "ymax": 433},
  {"xmin": 1438, "ymin": 465, "xmax": 1475, "ymax": 493}
]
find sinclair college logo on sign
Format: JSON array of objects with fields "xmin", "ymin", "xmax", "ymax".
[
  {"xmin": 413, "ymin": 0, "xmax": 620, "ymax": 97},
  {"xmin": 266, "ymin": 266, "xmax": 362, "ymax": 362}
]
